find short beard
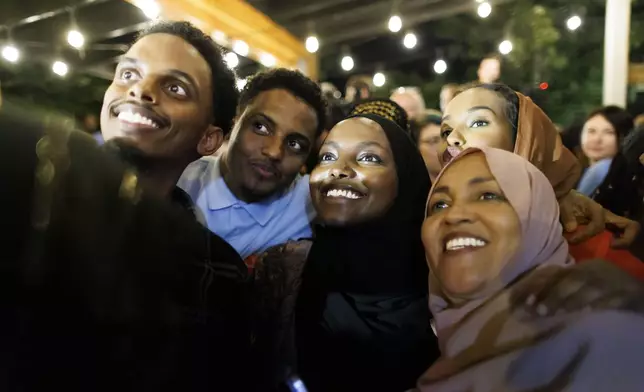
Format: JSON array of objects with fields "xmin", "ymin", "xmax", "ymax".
[{"xmin": 102, "ymin": 138, "xmax": 170, "ymax": 175}]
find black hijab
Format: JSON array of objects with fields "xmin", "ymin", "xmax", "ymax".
[{"xmin": 296, "ymin": 113, "xmax": 436, "ymax": 392}]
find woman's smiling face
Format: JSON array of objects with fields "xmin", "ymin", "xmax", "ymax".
[
  {"xmin": 423, "ymin": 152, "xmax": 521, "ymax": 301},
  {"xmin": 439, "ymin": 88, "xmax": 514, "ymax": 165}
]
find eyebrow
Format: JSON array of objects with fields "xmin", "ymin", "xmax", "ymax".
[
  {"xmin": 432, "ymin": 176, "xmax": 495, "ymax": 194},
  {"xmin": 323, "ymin": 140, "xmax": 386, "ymax": 150},
  {"xmin": 442, "ymin": 106, "xmax": 497, "ymax": 122},
  {"xmin": 118, "ymin": 56, "xmax": 199, "ymax": 91}
]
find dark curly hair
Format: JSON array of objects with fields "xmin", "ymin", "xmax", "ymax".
[
  {"xmin": 135, "ymin": 21, "xmax": 238, "ymax": 135},
  {"xmin": 237, "ymin": 68, "xmax": 326, "ymax": 137}
]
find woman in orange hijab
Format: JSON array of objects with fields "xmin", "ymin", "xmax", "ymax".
[{"xmin": 439, "ymin": 83, "xmax": 639, "ymax": 249}]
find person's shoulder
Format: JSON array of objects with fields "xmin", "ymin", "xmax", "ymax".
[{"xmin": 178, "ymin": 156, "xmax": 220, "ymax": 192}]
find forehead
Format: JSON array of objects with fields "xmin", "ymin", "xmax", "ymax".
[
  {"xmin": 327, "ymin": 118, "xmax": 390, "ymax": 147},
  {"xmin": 481, "ymin": 58, "xmax": 500, "ymax": 68},
  {"xmin": 445, "ymin": 88, "xmax": 505, "ymax": 117},
  {"xmin": 125, "ymin": 34, "xmax": 211, "ymax": 85},
  {"xmin": 248, "ymin": 89, "xmax": 318, "ymax": 132},
  {"xmin": 585, "ymin": 114, "xmax": 612, "ymax": 129},
  {"xmin": 437, "ymin": 153, "xmax": 492, "ymax": 187}
]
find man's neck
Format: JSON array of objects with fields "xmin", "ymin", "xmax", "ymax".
[{"xmin": 138, "ymin": 166, "xmax": 184, "ymax": 199}]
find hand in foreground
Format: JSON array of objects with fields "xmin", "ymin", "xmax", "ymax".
[
  {"xmin": 558, "ymin": 190, "xmax": 604, "ymax": 244},
  {"xmin": 510, "ymin": 260, "xmax": 644, "ymax": 317},
  {"xmin": 604, "ymin": 209, "xmax": 641, "ymax": 248}
]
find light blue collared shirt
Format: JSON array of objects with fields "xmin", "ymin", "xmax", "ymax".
[
  {"xmin": 577, "ymin": 158, "xmax": 613, "ymax": 197},
  {"xmin": 178, "ymin": 157, "xmax": 315, "ymax": 259}
]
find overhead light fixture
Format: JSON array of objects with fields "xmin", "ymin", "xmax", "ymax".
[
  {"xmin": 566, "ymin": 15, "xmax": 582, "ymax": 31},
  {"xmin": 136, "ymin": 0, "xmax": 160, "ymax": 19},
  {"xmin": 236, "ymin": 78, "xmax": 247, "ymax": 91},
  {"xmin": 305, "ymin": 36, "xmax": 319, "ymax": 53},
  {"xmin": 1, "ymin": 45, "xmax": 20, "ymax": 63},
  {"xmin": 52, "ymin": 60, "xmax": 69, "ymax": 77},
  {"xmin": 433, "ymin": 59, "xmax": 447, "ymax": 74},
  {"xmin": 403, "ymin": 33, "xmax": 417, "ymax": 49},
  {"xmin": 499, "ymin": 40, "xmax": 513, "ymax": 55},
  {"xmin": 67, "ymin": 30, "xmax": 85, "ymax": 49},
  {"xmin": 341, "ymin": 55, "xmax": 354, "ymax": 71},
  {"xmin": 373, "ymin": 72, "xmax": 386, "ymax": 87},
  {"xmin": 388, "ymin": 15, "xmax": 402, "ymax": 33},
  {"xmin": 224, "ymin": 52, "xmax": 239, "ymax": 69},
  {"xmin": 232, "ymin": 40, "xmax": 249, "ymax": 56},
  {"xmin": 477, "ymin": 2, "xmax": 492, "ymax": 18},
  {"xmin": 260, "ymin": 53, "xmax": 276, "ymax": 67}
]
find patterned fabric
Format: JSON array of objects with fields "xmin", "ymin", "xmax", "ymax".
[{"xmin": 350, "ymin": 98, "xmax": 410, "ymax": 131}]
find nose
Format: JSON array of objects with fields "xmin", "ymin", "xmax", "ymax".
[
  {"xmin": 446, "ymin": 129, "xmax": 465, "ymax": 147},
  {"xmin": 443, "ymin": 203, "xmax": 474, "ymax": 225},
  {"xmin": 261, "ymin": 135, "xmax": 284, "ymax": 161},
  {"xmin": 127, "ymin": 78, "xmax": 158, "ymax": 104},
  {"xmin": 329, "ymin": 162, "xmax": 355, "ymax": 179}
]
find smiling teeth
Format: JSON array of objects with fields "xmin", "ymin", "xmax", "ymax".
[
  {"xmin": 445, "ymin": 237, "xmax": 486, "ymax": 251},
  {"xmin": 326, "ymin": 189, "xmax": 361, "ymax": 199},
  {"xmin": 118, "ymin": 111, "xmax": 159, "ymax": 128}
]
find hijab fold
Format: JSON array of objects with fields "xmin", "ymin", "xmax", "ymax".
[{"xmin": 513, "ymin": 92, "xmax": 581, "ymax": 198}]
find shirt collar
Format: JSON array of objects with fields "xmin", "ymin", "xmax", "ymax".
[{"xmin": 206, "ymin": 158, "xmax": 290, "ymax": 227}]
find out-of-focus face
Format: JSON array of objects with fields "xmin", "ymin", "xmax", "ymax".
[
  {"xmin": 423, "ymin": 152, "xmax": 521, "ymax": 301},
  {"xmin": 391, "ymin": 92, "xmax": 422, "ymax": 121},
  {"xmin": 417, "ymin": 123, "xmax": 442, "ymax": 180},
  {"xmin": 100, "ymin": 33, "xmax": 221, "ymax": 161},
  {"xmin": 581, "ymin": 114, "xmax": 618, "ymax": 163},
  {"xmin": 439, "ymin": 88, "xmax": 514, "ymax": 166},
  {"xmin": 224, "ymin": 89, "xmax": 318, "ymax": 201},
  {"xmin": 310, "ymin": 117, "xmax": 398, "ymax": 226},
  {"xmin": 477, "ymin": 58, "xmax": 501, "ymax": 84}
]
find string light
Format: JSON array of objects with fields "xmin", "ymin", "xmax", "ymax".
[
  {"xmin": 232, "ymin": 40, "xmax": 249, "ymax": 56},
  {"xmin": 1, "ymin": 45, "xmax": 20, "ymax": 63},
  {"xmin": 403, "ymin": 33, "xmax": 417, "ymax": 49},
  {"xmin": 67, "ymin": 30, "xmax": 85, "ymax": 49},
  {"xmin": 305, "ymin": 36, "xmax": 319, "ymax": 53},
  {"xmin": 260, "ymin": 53, "xmax": 276, "ymax": 67},
  {"xmin": 52, "ymin": 60, "xmax": 69, "ymax": 77},
  {"xmin": 434, "ymin": 59, "xmax": 447, "ymax": 74},
  {"xmin": 567, "ymin": 15, "xmax": 582, "ymax": 31},
  {"xmin": 341, "ymin": 55, "xmax": 354, "ymax": 71},
  {"xmin": 224, "ymin": 52, "xmax": 239, "ymax": 69},
  {"xmin": 388, "ymin": 15, "xmax": 402, "ymax": 33},
  {"xmin": 499, "ymin": 40, "xmax": 513, "ymax": 55},
  {"xmin": 373, "ymin": 72, "xmax": 386, "ymax": 87},
  {"xmin": 136, "ymin": 0, "xmax": 160, "ymax": 19},
  {"xmin": 477, "ymin": 2, "xmax": 492, "ymax": 18}
]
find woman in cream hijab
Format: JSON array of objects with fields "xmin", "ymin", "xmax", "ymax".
[
  {"xmin": 417, "ymin": 147, "xmax": 644, "ymax": 391},
  {"xmin": 439, "ymin": 84, "xmax": 639, "ymax": 248}
]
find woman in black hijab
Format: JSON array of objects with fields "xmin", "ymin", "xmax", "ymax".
[{"xmin": 296, "ymin": 112, "xmax": 438, "ymax": 391}]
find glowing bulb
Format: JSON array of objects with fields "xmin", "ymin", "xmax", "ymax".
[
  {"xmin": 403, "ymin": 33, "xmax": 417, "ymax": 49},
  {"xmin": 236, "ymin": 79, "xmax": 247, "ymax": 91},
  {"xmin": 499, "ymin": 40, "xmax": 513, "ymax": 55},
  {"xmin": 212, "ymin": 30, "xmax": 227, "ymax": 44},
  {"xmin": 305, "ymin": 36, "xmax": 319, "ymax": 53},
  {"xmin": 137, "ymin": 0, "xmax": 160, "ymax": 19},
  {"xmin": 567, "ymin": 15, "xmax": 582, "ymax": 31},
  {"xmin": 341, "ymin": 55, "xmax": 354, "ymax": 71},
  {"xmin": 232, "ymin": 40, "xmax": 249, "ymax": 56},
  {"xmin": 260, "ymin": 53, "xmax": 276, "ymax": 67},
  {"xmin": 67, "ymin": 30, "xmax": 85, "ymax": 49},
  {"xmin": 52, "ymin": 61, "xmax": 69, "ymax": 77},
  {"xmin": 434, "ymin": 59, "xmax": 447, "ymax": 74},
  {"xmin": 373, "ymin": 72, "xmax": 386, "ymax": 87},
  {"xmin": 1, "ymin": 45, "xmax": 20, "ymax": 63},
  {"xmin": 224, "ymin": 52, "xmax": 239, "ymax": 69},
  {"xmin": 477, "ymin": 2, "xmax": 492, "ymax": 18},
  {"xmin": 388, "ymin": 15, "xmax": 402, "ymax": 33}
]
